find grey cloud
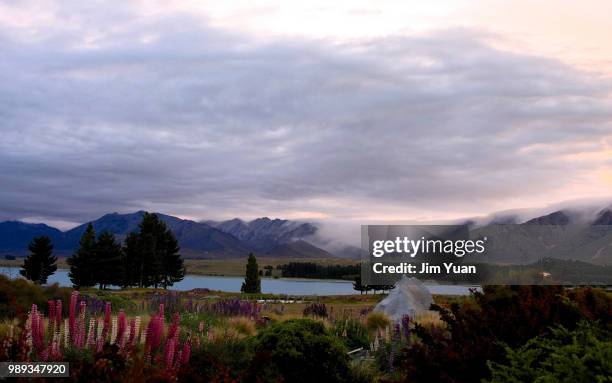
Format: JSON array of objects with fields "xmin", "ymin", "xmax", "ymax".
[{"xmin": 1, "ymin": 4, "xmax": 611, "ymax": 224}]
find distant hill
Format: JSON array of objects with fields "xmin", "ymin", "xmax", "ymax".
[
  {"xmin": 472, "ymin": 207, "xmax": 612, "ymax": 265},
  {"xmin": 0, "ymin": 211, "xmax": 332, "ymax": 259},
  {"xmin": 264, "ymin": 240, "xmax": 333, "ymax": 258},
  {"xmin": 0, "ymin": 221, "xmax": 64, "ymax": 253},
  {"xmin": 205, "ymin": 217, "xmax": 317, "ymax": 252}
]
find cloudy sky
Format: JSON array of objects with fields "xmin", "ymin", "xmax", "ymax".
[{"xmin": 1, "ymin": 0, "xmax": 612, "ymax": 229}]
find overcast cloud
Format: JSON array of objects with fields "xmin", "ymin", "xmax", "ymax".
[{"xmin": 1, "ymin": 2, "xmax": 611, "ymax": 228}]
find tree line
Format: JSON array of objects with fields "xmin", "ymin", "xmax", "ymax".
[
  {"xmin": 68, "ymin": 212, "xmax": 185, "ymax": 289},
  {"xmin": 19, "ymin": 212, "xmax": 185, "ymax": 289},
  {"xmin": 280, "ymin": 262, "xmax": 360, "ymax": 280}
]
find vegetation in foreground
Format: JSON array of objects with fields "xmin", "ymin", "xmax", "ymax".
[{"xmin": 0, "ymin": 273, "xmax": 610, "ymax": 382}]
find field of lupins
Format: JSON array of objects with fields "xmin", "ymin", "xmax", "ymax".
[
  {"xmin": 1, "ymin": 275, "xmax": 608, "ymax": 383},
  {"xmin": 4, "ymin": 291, "xmax": 194, "ymax": 371},
  {"xmin": 0, "ymin": 281, "xmax": 424, "ymax": 381}
]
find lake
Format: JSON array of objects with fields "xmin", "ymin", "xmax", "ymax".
[{"xmin": 0, "ymin": 267, "xmax": 477, "ymax": 296}]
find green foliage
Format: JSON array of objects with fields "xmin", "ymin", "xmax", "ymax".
[
  {"xmin": 95, "ymin": 231, "xmax": 124, "ymax": 289},
  {"xmin": 395, "ymin": 285, "xmax": 612, "ymax": 383},
  {"xmin": 181, "ymin": 337, "xmax": 254, "ymax": 382},
  {"xmin": 366, "ymin": 311, "xmax": 390, "ymax": 332},
  {"xmin": 251, "ymin": 318, "xmax": 350, "ymax": 383},
  {"xmin": 486, "ymin": 321, "xmax": 612, "ymax": 383},
  {"xmin": 20, "ymin": 236, "xmax": 57, "ymax": 285},
  {"xmin": 67, "ymin": 224, "xmax": 98, "ymax": 288},
  {"xmin": 125, "ymin": 212, "xmax": 185, "ymax": 288},
  {"xmin": 241, "ymin": 253, "xmax": 261, "ymax": 294},
  {"xmin": 0, "ymin": 274, "xmax": 71, "ymax": 320},
  {"xmin": 281, "ymin": 262, "xmax": 360, "ymax": 279},
  {"xmin": 67, "ymin": 213, "xmax": 185, "ymax": 289},
  {"xmin": 334, "ymin": 318, "xmax": 370, "ymax": 350}
]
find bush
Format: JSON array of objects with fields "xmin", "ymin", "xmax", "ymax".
[
  {"xmin": 486, "ymin": 321, "xmax": 612, "ymax": 383},
  {"xmin": 229, "ymin": 317, "xmax": 256, "ymax": 337},
  {"xmin": 366, "ymin": 311, "xmax": 390, "ymax": 333},
  {"xmin": 180, "ymin": 337, "xmax": 253, "ymax": 382},
  {"xmin": 0, "ymin": 275, "xmax": 71, "ymax": 320},
  {"xmin": 334, "ymin": 318, "xmax": 370, "ymax": 350},
  {"xmin": 251, "ymin": 318, "xmax": 350, "ymax": 383},
  {"xmin": 303, "ymin": 302, "xmax": 328, "ymax": 318},
  {"xmin": 395, "ymin": 285, "xmax": 612, "ymax": 383}
]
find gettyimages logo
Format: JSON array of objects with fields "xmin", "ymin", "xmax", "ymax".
[{"xmin": 371, "ymin": 236, "xmax": 487, "ymax": 258}]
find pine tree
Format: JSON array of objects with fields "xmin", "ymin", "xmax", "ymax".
[
  {"xmin": 95, "ymin": 231, "xmax": 123, "ymax": 289},
  {"xmin": 127, "ymin": 212, "xmax": 185, "ymax": 289},
  {"xmin": 161, "ymin": 230, "xmax": 185, "ymax": 288},
  {"xmin": 241, "ymin": 253, "xmax": 261, "ymax": 293},
  {"xmin": 123, "ymin": 232, "xmax": 140, "ymax": 287},
  {"xmin": 137, "ymin": 213, "xmax": 166, "ymax": 288},
  {"xmin": 67, "ymin": 223, "xmax": 97, "ymax": 288},
  {"xmin": 20, "ymin": 236, "xmax": 57, "ymax": 284}
]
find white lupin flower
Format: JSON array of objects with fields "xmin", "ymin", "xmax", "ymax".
[
  {"xmin": 63, "ymin": 319, "xmax": 70, "ymax": 349},
  {"xmin": 134, "ymin": 316, "xmax": 141, "ymax": 341},
  {"xmin": 110, "ymin": 316, "xmax": 118, "ymax": 345}
]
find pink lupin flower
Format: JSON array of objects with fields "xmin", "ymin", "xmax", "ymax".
[
  {"xmin": 55, "ymin": 299, "xmax": 62, "ymax": 329},
  {"xmin": 74, "ymin": 301, "xmax": 86, "ymax": 348},
  {"xmin": 198, "ymin": 321, "xmax": 205, "ymax": 333},
  {"xmin": 127, "ymin": 318, "xmax": 136, "ymax": 347},
  {"xmin": 116, "ymin": 310, "xmax": 126, "ymax": 344},
  {"xmin": 181, "ymin": 339, "xmax": 191, "ymax": 366},
  {"xmin": 167, "ymin": 313, "xmax": 180, "ymax": 341},
  {"xmin": 48, "ymin": 300, "xmax": 56, "ymax": 329},
  {"xmin": 101, "ymin": 302, "xmax": 111, "ymax": 341},
  {"xmin": 86, "ymin": 318, "xmax": 96, "ymax": 348},
  {"xmin": 165, "ymin": 337, "xmax": 176, "ymax": 370},
  {"xmin": 68, "ymin": 291, "xmax": 78, "ymax": 343},
  {"xmin": 29, "ymin": 304, "xmax": 44, "ymax": 353},
  {"xmin": 37, "ymin": 312, "xmax": 45, "ymax": 352}
]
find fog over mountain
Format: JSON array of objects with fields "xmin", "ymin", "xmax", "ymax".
[{"xmin": 1, "ymin": 201, "xmax": 611, "ymax": 262}]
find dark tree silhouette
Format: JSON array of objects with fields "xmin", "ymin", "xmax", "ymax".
[
  {"xmin": 125, "ymin": 213, "xmax": 185, "ymax": 288},
  {"xmin": 20, "ymin": 236, "xmax": 57, "ymax": 284},
  {"xmin": 95, "ymin": 231, "xmax": 123, "ymax": 289},
  {"xmin": 67, "ymin": 223, "xmax": 97, "ymax": 288},
  {"xmin": 241, "ymin": 253, "xmax": 261, "ymax": 293}
]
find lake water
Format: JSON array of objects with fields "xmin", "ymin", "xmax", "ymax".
[{"xmin": 0, "ymin": 267, "xmax": 477, "ymax": 296}]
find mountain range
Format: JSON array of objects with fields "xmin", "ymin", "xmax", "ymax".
[
  {"xmin": 1, "ymin": 206, "xmax": 611, "ymax": 263},
  {"xmin": 0, "ymin": 211, "xmax": 331, "ymax": 259},
  {"xmin": 469, "ymin": 207, "xmax": 612, "ymax": 265}
]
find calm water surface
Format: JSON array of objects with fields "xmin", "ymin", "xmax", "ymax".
[{"xmin": 0, "ymin": 267, "xmax": 477, "ymax": 296}]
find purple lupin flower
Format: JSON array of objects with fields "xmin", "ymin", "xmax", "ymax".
[{"xmin": 401, "ymin": 314, "xmax": 410, "ymax": 342}]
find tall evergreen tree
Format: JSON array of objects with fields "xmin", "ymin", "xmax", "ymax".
[
  {"xmin": 20, "ymin": 236, "xmax": 57, "ymax": 284},
  {"xmin": 67, "ymin": 223, "xmax": 97, "ymax": 288},
  {"xmin": 241, "ymin": 253, "xmax": 261, "ymax": 293},
  {"xmin": 122, "ymin": 232, "xmax": 140, "ymax": 287},
  {"xmin": 95, "ymin": 231, "xmax": 123, "ymax": 289},
  {"xmin": 161, "ymin": 230, "xmax": 185, "ymax": 288},
  {"xmin": 126, "ymin": 213, "xmax": 185, "ymax": 289}
]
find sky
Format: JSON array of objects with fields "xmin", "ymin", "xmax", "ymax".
[{"xmin": 1, "ymin": 0, "xmax": 612, "ymax": 230}]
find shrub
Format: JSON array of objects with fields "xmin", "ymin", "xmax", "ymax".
[
  {"xmin": 334, "ymin": 318, "xmax": 370, "ymax": 350},
  {"xmin": 0, "ymin": 275, "xmax": 71, "ymax": 320},
  {"xmin": 486, "ymin": 321, "xmax": 612, "ymax": 383},
  {"xmin": 229, "ymin": 317, "xmax": 256, "ymax": 337},
  {"xmin": 303, "ymin": 302, "xmax": 328, "ymax": 318},
  {"xmin": 366, "ymin": 311, "xmax": 390, "ymax": 333},
  {"xmin": 251, "ymin": 318, "xmax": 350, "ymax": 383},
  {"xmin": 395, "ymin": 285, "xmax": 612, "ymax": 383},
  {"xmin": 180, "ymin": 337, "xmax": 253, "ymax": 382}
]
